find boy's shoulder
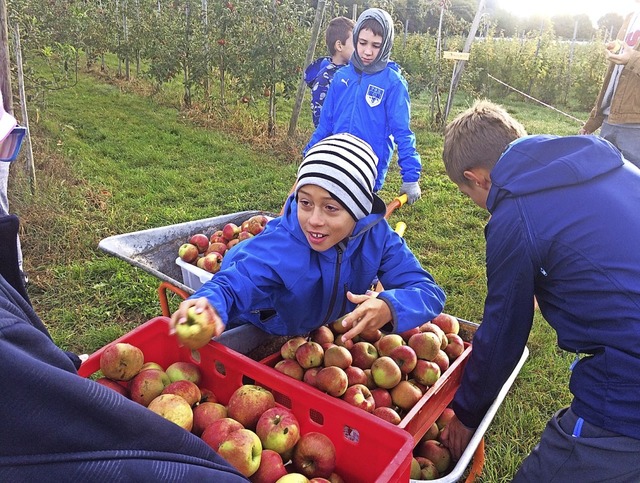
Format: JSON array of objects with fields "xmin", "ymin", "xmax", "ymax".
[{"xmin": 304, "ymin": 57, "xmax": 331, "ymax": 84}]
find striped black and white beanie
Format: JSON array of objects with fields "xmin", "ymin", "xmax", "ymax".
[{"xmin": 296, "ymin": 133, "xmax": 378, "ymax": 220}]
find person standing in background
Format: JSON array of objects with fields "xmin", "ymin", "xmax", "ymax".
[{"xmin": 579, "ymin": 2, "xmax": 640, "ymax": 167}]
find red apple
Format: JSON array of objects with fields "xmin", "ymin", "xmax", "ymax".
[
  {"xmin": 250, "ymin": 449, "xmax": 288, "ymax": 483},
  {"xmin": 370, "ymin": 387, "xmax": 393, "ymax": 408},
  {"xmin": 408, "ymin": 332, "xmax": 441, "ymax": 361},
  {"xmin": 376, "ymin": 333, "xmax": 404, "ymax": 357},
  {"xmin": 196, "ymin": 256, "xmax": 207, "ymax": 270},
  {"xmin": 210, "ymin": 230, "xmax": 224, "ymax": 243},
  {"xmin": 415, "ymin": 439, "xmax": 451, "ymax": 474},
  {"xmin": 373, "ymin": 406, "xmax": 401, "ymax": 425},
  {"xmin": 389, "ymin": 344, "xmax": 418, "ymax": 374},
  {"xmin": 165, "ymin": 361, "xmax": 202, "ymax": 385},
  {"xmin": 217, "ymin": 428, "xmax": 263, "ymax": 477},
  {"xmin": 227, "ymin": 384, "xmax": 276, "ymax": 430},
  {"xmin": 192, "ymin": 401, "xmax": 227, "ymax": 436},
  {"xmin": 178, "ymin": 243, "xmax": 199, "ymax": 263},
  {"xmin": 309, "ymin": 325, "xmax": 334, "ymax": 345},
  {"xmin": 323, "ymin": 345, "xmax": 352, "ymax": 369},
  {"xmin": 95, "ymin": 377, "xmax": 129, "ymax": 397},
  {"xmin": 341, "ymin": 384, "xmax": 375, "ymax": 412},
  {"xmin": 419, "ymin": 322, "xmax": 448, "ymax": 350},
  {"xmin": 255, "ymin": 406, "xmax": 301, "ymax": 455},
  {"xmin": 431, "ymin": 313, "xmax": 460, "ymax": 335},
  {"xmin": 345, "ymin": 365, "xmax": 368, "ymax": 387},
  {"xmin": 412, "ymin": 359, "xmax": 441, "ymax": 386},
  {"xmin": 295, "ymin": 341, "xmax": 324, "ymax": 369},
  {"xmin": 303, "ymin": 367, "xmax": 321, "ymax": 387},
  {"xmin": 129, "ymin": 368, "xmax": 171, "ymax": 406},
  {"xmin": 358, "ymin": 328, "xmax": 383, "ymax": 344},
  {"xmin": 162, "ymin": 379, "xmax": 201, "ymax": 407},
  {"xmin": 399, "ymin": 327, "xmax": 421, "ymax": 343},
  {"xmin": 222, "ymin": 222, "xmax": 241, "ymax": 241},
  {"xmin": 390, "ymin": 380, "xmax": 423, "ymax": 411},
  {"xmin": 292, "ymin": 432, "xmax": 336, "ymax": 479},
  {"xmin": 206, "ymin": 241, "xmax": 228, "ymax": 256},
  {"xmin": 275, "ymin": 359, "xmax": 305, "ymax": 380},
  {"xmin": 238, "ymin": 231, "xmax": 254, "ymax": 242},
  {"xmin": 99, "ymin": 342, "xmax": 144, "ymax": 381},
  {"xmin": 175, "ymin": 305, "xmax": 219, "ymax": 350},
  {"xmin": 202, "ymin": 251, "xmax": 223, "ymax": 274},
  {"xmin": 433, "ymin": 349, "xmax": 450, "ymax": 374},
  {"xmin": 414, "ymin": 456, "xmax": 440, "ymax": 480},
  {"xmin": 363, "ymin": 369, "xmax": 376, "ymax": 389},
  {"xmin": 199, "ymin": 387, "xmax": 217, "ymax": 403},
  {"xmin": 349, "ymin": 341, "xmax": 378, "ymax": 369},
  {"xmin": 247, "ymin": 216, "xmax": 268, "ymax": 235},
  {"xmin": 444, "ymin": 333, "xmax": 465, "ymax": 361},
  {"xmin": 315, "ymin": 366, "xmax": 348, "ymax": 397},
  {"xmin": 147, "ymin": 393, "xmax": 193, "ymax": 431},
  {"xmin": 370, "ymin": 356, "xmax": 402, "ymax": 389},
  {"xmin": 280, "ymin": 336, "xmax": 307, "ymax": 360},
  {"xmin": 329, "ymin": 316, "xmax": 349, "ymax": 335},
  {"xmin": 227, "ymin": 238, "xmax": 240, "ymax": 250},
  {"xmin": 189, "ymin": 233, "xmax": 210, "ymax": 253},
  {"xmin": 201, "ymin": 417, "xmax": 243, "ymax": 450}
]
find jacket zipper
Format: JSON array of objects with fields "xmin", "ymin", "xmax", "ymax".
[{"xmin": 321, "ymin": 243, "xmax": 344, "ymax": 325}]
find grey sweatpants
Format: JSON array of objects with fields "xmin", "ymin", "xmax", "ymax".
[
  {"xmin": 512, "ymin": 406, "xmax": 640, "ymax": 482},
  {"xmin": 600, "ymin": 121, "xmax": 640, "ymax": 168}
]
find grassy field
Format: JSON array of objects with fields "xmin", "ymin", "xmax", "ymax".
[{"xmin": 8, "ymin": 64, "xmax": 585, "ymax": 481}]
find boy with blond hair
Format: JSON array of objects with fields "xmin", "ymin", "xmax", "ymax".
[{"xmin": 440, "ymin": 99, "xmax": 640, "ymax": 482}]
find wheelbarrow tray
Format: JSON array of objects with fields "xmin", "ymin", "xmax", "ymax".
[{"xmin": 98, "ymin": 210, "xmax": 273, "ymax": 295}]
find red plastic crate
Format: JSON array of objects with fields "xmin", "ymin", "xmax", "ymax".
[
  {"xmin": 262, "ymin": 342, "xmax": 472, "ymax": 447},
  {"xmin": 79, "ymin": 317, "xmax": 414, "ymax": 483}
]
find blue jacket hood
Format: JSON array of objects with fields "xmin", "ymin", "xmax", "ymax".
[
  {"xmin": 488, "ymin": 135, "xmax": 624, "ymax": 211},
  {"xmin": 304, "ymin": 57, "xmax": 330, "ymax": 86}
]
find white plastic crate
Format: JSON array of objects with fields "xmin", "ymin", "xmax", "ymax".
[{"xmin": 175, "ymin": 257, "xmax": 213, "ymax": 291}]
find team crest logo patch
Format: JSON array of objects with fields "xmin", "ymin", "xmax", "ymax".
[{"xmin": 365, "ymin": 84, "xmax": 384, "ymax": 107}]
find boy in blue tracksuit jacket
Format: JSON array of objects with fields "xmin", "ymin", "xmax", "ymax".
[
  {"xmin": 304, "ymin": 8, "xmax": 422, "ymax": 205},
  {"xmin": 173, "ymin": 134, "xmax": 445, "ymax": 344},
  {"xmin": 440, "ymin": 100, "xmax": 640, "ymax": 482}
]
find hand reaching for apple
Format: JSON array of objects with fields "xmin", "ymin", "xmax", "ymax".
[
  {"xmin": 339, "ymin": 291, "xmax": 392, "ymax": 346},
  {"xmin": 171, "ymin": 297, "xmax": 225, "ymax": 349}
]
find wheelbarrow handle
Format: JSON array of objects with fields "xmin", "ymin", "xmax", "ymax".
[{"xmin": 385, "ymin": 193, "xmax": 408, "ymax": 219}]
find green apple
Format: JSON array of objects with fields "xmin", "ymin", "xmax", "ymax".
[{"xmin": 175, "ymin": 306, "xmax": 218, "ymax": 350}]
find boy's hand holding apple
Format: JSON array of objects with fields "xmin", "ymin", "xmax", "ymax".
[{"xmin": 170, "ymin": 297, "xmax": 224, "ymax": 349}]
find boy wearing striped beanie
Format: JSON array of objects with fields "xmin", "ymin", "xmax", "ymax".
[{"xmin": 172, "ymin": 133, "xmax": 445, "ymax": 345}]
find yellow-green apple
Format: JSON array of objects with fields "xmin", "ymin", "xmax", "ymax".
[
  {"xmin": 222, "ymin": 222, "xmax": 241, "ymax": 241},
  {"xmin": 413, "ymin": 456, "xmax": 440, "ymax": 480},
  {"xmin": 371, "ymin": 356, "xmax": 402, "ymax": 389},
  {"xmin": 303, "ymin": 367, "xmax": 321, "ymax": 387},
  {"xmin": 373, "ymin": 406, "xmax": 401, "ymax": 425},
  {"xmin": 129, "ymin": 368, "xmax": 171, "ymax": 406},
  {"xmin": 408, "ymin": 378, "xmax": 428, "ymax": 394},
  {"xmin": 100, "ymin": 342, "xmax": 144, "ymax": 381},
  {"xmin": 280, "ymin": 336, "xmax": 307, "ymax": 360},
  {"xmin": 309, "ymin": 325, "xmax": 334, "ymax": 345},
  {"xmin": 410, "ymin": 457, "xmax": 422, "ymax": 479},
  {"xmin": 323, "ymin": 345, "xmax": 352, "ymax": 369},
  {"xmin": 255, "ymin": 406, "xmax": 301, "ymax": 455},
  {"xmin": 422, "ymin": 421, "xmax": 440, "ymax": 441},
  {"xmin": 375, "ymin": 333, "xmax": 404, "ymax": 357},
  {"xmin": 415, "ymin": 439, "xmax": 451, "ymax": 474},
  {"xmin": 250, "ymin": 449, "xmax": 288, "ymax": 483},
  {"xmin": 436, "ymin": 407, "xmax": 456, "ymax": 431},
  {"xmin": 165, "ymin": 361, "xmax": 202, "ymax": 385},
  {"xmin": 201, "ymin": 417, "xmax": 243, "ymax": 450},
  {"xmin": 399, "ymin": 327, "xmax": 421, "ymax": 343},
  {"xmin": 276, "ymin": 474, "xmax": 310, "ymax": 483},
  {"xmin": 147, "ymin": 393, "xmax": 194, "ymax": 431},
  {"xmin": 327, "ymin": 473, "xmax": 345, "ymax": 483},
  {"xmin": 444, "ymin": 333, "xmax": 465, "ymax": 361},
  {"xmin": 431, "ymin": 313, "xmax": 460, "ymax": 335},
  {"xmin": 196, "ymin": 256, "xmax": 207, "ymax": 270},
  {"xmin": 315, "ymin": 366, "xmax": 348, "ymax": 397},
  {"xmin": 140, "ymin": 361, "xmax": 164, "ymax": 372},
  {"xmin": 408, "ymin": 332, "xmax": 441, "ymax": 361},
  {"xmin": 390, "ymin": 380, "xmax": 423, "ymax": 411},
  {"xmin": 370, "ymin": 387, "xmax": 393, "ymax": 408},
  {"xmin": 227, "ymin": 384, "xmax": 276, "ymax": 430},
  {"xmin": 389, "ymin": 344, "xmax": 418, "ymax": 374},
  {"xmin": 412, "ymin": 359, "xmax": 441, "ymax": 386},
  {"xmin": 345, "ymin": 365, "xmax": 368, "ymax": 387},
  {"xmin": 419, "ymin": 322, "xmax": 448, "ymax": 350},
  {"xmin": 329, "ymin": 316, "xmax": 349, "ymax": 335},
  {"xmin": 309, "ymin": 479, "xmax": 332, "ymax": 483},
  {"xmin": 341, "ymin": 383, "xmax": 375, "ymax": 412},
  {"xmin": 295, "ymin": 341, "xmax": 324, "ymax": 369},
  {"xmin": 192, "ymin": 401, "xmax": 227, "ymax": 436},
  {"xmin": 162, "ymin": 379, "xmax": 201, "ymax": 406},
  {"xmin": 292, "ymin": 432, "xmax": 337, "ymax": 479},
  {"xmin": 349, "ymin": 341, "xmax": 378, "ymax": 369},
  {"xmin": 217, "ymin": 428, "xmax": 262, "ymax": 477},
  {"xmin": 202, "ymin": 251, "xmax": 223, "ymax": 274},
  {"xmin": 95, "ymin": 377, "xmax": 129, "ymax": 397},
  {"xmin": 189, "ymin": 233, "xmax": 210, "ymax": 253},
  {"xmin": 275, "ymin": 359, "xmax": 305, "ymax": 380},
  {"xmin": 178, "ymin": 243, "xmax": 199, "ymax": 263},
  {"xmin": 433, "ymin": 350, "xmax": 450, "ymax": 374},
  {"xmin": 175, "ymin": 305, "xmax": 219, "ymax": 350},
  {"xmin": 206, "ymin": 241, "xmax": 228, "ymax": 256}
]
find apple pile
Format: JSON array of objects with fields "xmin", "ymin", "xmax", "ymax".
[
  {"xmin": 177, "ymin": 214, "xmax": 269, "ymax": 274},
  {"xmin": 272, "ymin": 313, "xmax": 465, "ymax": 426},
  {"xmin": 410, "ymin": 407, "xmax": 456, "ymax": 480},
  {"xmin": 96, "ymin": 342, "xmax": 346, "ymax": 482}
]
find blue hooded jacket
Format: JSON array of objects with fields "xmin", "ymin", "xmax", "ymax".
[
  {"xmin": 192, "ymin": 193, "xmax": 445, "ymax": 335},
  {"xmin": 304, "ymin": 57, "xmax": 348, "ymax": 128},
  {"xmin": 452, "ymin": 135, "xmax": 640, "ymax": 440}
]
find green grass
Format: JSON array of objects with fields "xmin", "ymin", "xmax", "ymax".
[{"xmin": 8, "ymin": 62, "xmax": 586, "ymax": 481}]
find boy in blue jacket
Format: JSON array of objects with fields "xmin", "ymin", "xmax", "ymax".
[
  {"xmin": 304, "ymin": 16, "xmax": 354, "ymax": 127},
  {"xmin": 304, "ymin": 8, "xmax": 422, "ymax": 205},
  {"xmin": 172, "ymin": 133, "xmax": 445, "ymax": 344},
  {"xmin": 440, "ymin": 100, "xmax": 640, "ymax": 482}
]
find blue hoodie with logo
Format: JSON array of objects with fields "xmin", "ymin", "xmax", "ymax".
[
  {"xmin": 452, "ymin": 135, "xmax": 640, "ymax": 440},
  {"xmin": 192, "ymin": 193, "xmax": 445, "ymax": 336}
]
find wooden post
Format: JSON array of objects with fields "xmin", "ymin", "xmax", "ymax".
[
  {"xmin": 287, "ymin": 0, "xmax": 326, "ymax": 139},
  {"xmin": 0, "ymin": 0, "xmax": 13, "ymax": 112}
]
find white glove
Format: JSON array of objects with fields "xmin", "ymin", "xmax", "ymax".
[{"xmin": 400, "ymin": 181, "xmax": 421, "ymax": 205}]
